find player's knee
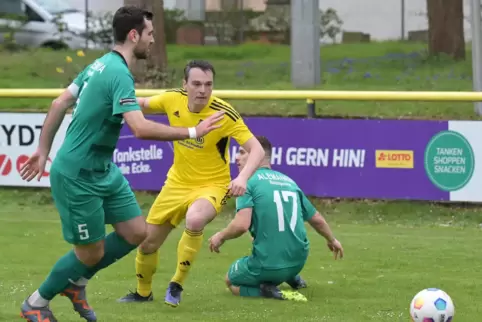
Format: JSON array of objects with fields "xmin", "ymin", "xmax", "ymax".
[
  {"xmin": 139, "ymin": 223, "xmax": 173, "ymax": 253},
  {"xmin": 124, "ymin": 226, "xmax": 147, "ymax": 246},
  {"xmin": 225, "ymin": 273, "xmax": 232, "ymax": 287},
  {"xmin": 185, "ymin": 199, "xmax": 217, "ymax": 231},
  {"xmin": 185, "ymin": 209, "xmax": 215, "ymax": 231},
  {"xmin": 224, "ymin": 275, "xmax": 240, "ymax": 296},
  {"xmin": 185, "ymin": 214, "xmax": 207, "ymax": 231},
  {"xmin": 139, "ymin": 239, "xmax": 159, "ymax": 254},
  {"xmin": 139, "ymin": 234, "xmax": 162, "ymax": 254},
  {"xmin": 74, "ymin": 241, "xmax": 105, "ymax": 267},
  {"xmin": 228, "ymin": 285, "xmax": 240, "ymax": 296},
  {"xmin": 114, "ymin": 216, "xmax": 147, "ymax": 246}
]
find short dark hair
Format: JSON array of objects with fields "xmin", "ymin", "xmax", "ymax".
[
  {"xmin": 112, "ymin": 6, "xmax": 153, "ymax": 44},
  {"xmin": 256, "ymin": 136, "xmax": 272, "ymax": 157},
  {"xmin": 183, "ymin": 60, "xmax": 216, "ymax": 81}
]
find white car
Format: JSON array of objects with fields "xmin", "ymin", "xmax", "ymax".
[{"xmin": 0, "ymin": 0, "xmax": 104, "ymax": 50}]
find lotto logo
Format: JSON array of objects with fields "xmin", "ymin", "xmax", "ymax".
[
  {"xmin": 375, "ymin": 150, "xmax": 414, "ymax": 169},
  {"xmin": 0, "ymin": 154, "xmax": 12, "ymax": 175}
]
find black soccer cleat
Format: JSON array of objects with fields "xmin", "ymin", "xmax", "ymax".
[
  {"xmin": 117, "ymin": 290, "xmax": 154, "ymax": 303},
  {"xmin": 260, "ymin": 283, "xmax": 284, "ymax": 300},
  {"xmin": 286, "ymin": 275, "xmax": 308, "ymax": 290}
]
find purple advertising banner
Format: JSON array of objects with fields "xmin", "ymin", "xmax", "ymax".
[{"xmin": 114, "ymin": 116, "xmax": 450, "ymax": 201}]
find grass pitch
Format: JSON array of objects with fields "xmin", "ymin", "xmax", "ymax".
[
  {"xmin": 1, "ymin": 41, "xmax": 482, "ymax": 321},
  {"xmin": 1, "ymin": 188, "xmax": 481, "ymax": 321}
]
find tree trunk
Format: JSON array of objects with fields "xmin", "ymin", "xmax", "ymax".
[
  {"xmin": 149, "ymin": 0, "xmax": 168, "ymax": 74},
  {"xmin": 123, "ymin": 0, "xmax": 168, "ymax": 86},
  {"xmin": 426, "ymin": 0, "xmax": 465, "ymax": 60},
  {"xmin": 123, "ymin": 0, "xmax": 147, "ymax": 80}
]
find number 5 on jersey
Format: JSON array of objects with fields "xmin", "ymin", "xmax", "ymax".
[
  {"xmin": 273, "ymin": 190, "xmax": 298, "ymax": 232},
  {"xmin": 78, "ymin": 223, "xmax": 90, "ymax": 240}
]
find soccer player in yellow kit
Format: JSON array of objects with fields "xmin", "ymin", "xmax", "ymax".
[{"xmin": 118, "ymin": 60, "xmax": 265, "ymax": 307}]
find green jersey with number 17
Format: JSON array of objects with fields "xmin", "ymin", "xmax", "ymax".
[
  {"xmin": 53, "ymin": 51, "xmax": 141, "ymax": 178},
  {"xmin": 236, "ymin": 167, "xmax": 317, "ymax": 269}
]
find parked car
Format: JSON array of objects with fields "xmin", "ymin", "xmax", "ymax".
[{"xmin": 0, "ymin": 0, "xmax": 103, "ymax": 50}]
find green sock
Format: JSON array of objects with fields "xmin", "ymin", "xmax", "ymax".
[
  {"xmin": 38, "ymin": 250, "xmax": 90, "ymax": 300},
  {"xmin": 239, "ymin": 286, "xmax": 261, "ymax": 297},
  {"xmin": 83, "ymin": 232, "xmax": 137, "ymax": 280}
]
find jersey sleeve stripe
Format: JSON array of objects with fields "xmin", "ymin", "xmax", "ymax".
[
  {"xmin": 67, "ymin": 83, "xmax": 80, "ymax": 97},
  {"xmin": 209, "ymin": 104, "xmax": 238, "ymax": 121},
  {"xmin": 210, "ymin": 102, "xmax": 240, "ymax": 121},
  {"xmin": 212, "ymin": 99, "xmax": 242, "ymax": 119},
  {"xmin": 165, "ymin": 88, "xmax": 187, "ymax": 96}
]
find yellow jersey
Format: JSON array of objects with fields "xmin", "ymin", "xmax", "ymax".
[{"xmin": 146, "ymin": 89, "xmax": 254, "ymax": 187}]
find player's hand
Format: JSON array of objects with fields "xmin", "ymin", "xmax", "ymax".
[
  {"xmin": 228, "ymin": 175, "xmax": 247, "ymax": 197},
  {"xmin": 195, "ymin": 111, "xmax": 225, "ymax": 137},
  {"xmin": 19, "ymin": 148, "xmax": 48, "ymax": 182},
  {"xmin": 208, "ymin": 232, "xmax": 225, "ymax": 253},
  {"xmin": 327, "ymin": 238, "xmax": 344, "ymax": 260}
]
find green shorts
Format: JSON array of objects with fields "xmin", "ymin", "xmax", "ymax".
[
  {"xmin": 228, "ymin": 256, "xmax": 306, "ymax": 287},
  {"xmin": 50, "ymin": 163, "xmax": 142, "ymax": 245}
]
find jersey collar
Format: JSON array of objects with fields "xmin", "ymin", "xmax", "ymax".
[{"xmin": 111, "ymin": 50, "xmax": 128, "ymax": 66}]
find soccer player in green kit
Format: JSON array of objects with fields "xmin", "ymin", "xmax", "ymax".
[
  {"xmin": 18, "ymin": 6, "xmax": 224, "ymax": 322},
  {"xmin": 209, "ymin": 136, "xmax": 344, "ymax": 301}
]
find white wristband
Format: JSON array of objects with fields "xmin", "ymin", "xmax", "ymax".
[{"xmin": 188, "ymin": 127, "xmax": 197, "ymax": 139}]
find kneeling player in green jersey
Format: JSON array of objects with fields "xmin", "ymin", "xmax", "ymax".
[
  {"xmin": 209, "ymin": 136, "xmax": 344, "ymax": 301},
  {"xmin": 18, "ymin": 6, "xmax": 223, "ymax": 322}
]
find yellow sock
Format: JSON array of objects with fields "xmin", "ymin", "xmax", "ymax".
[
  {"xmin": 135, "ymin": 248, "xmax": 159, "ymax": 297},
  {"xmin": 171, "ymin": 229, "xmax": 203, "ymax": 286}
]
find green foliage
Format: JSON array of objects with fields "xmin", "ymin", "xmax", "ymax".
[
  {"xmin": 247, "ymin": 6, "xmax": 343, "ymax": 44},
  {"xmin": 205, "ymin": 9, "xmax": 264, "ymax": 45},
  {"xmin": 320, "ymin": 8, "xmax": 343, "ymax": 43},
  {"xmin": 49, "ymin": 13, "xmax": 71, "ymax": 49},
  {"xmin": 86, "ymin": 11, "xmax": 115, "ymax": 49},
  {"xmin": 164, "ymin": 8, "xmax": 189, "ymax": 44},
  {"xmin": 0, "ymin": 13, "xmax": 28, "ymax": 52},
  {"xmin": 82, "ymin": 8, "xmax": 190, "ymax": 46},
  {"xmin": 0, "ymin": 41, "xmax": 477, "ymax": 120}
]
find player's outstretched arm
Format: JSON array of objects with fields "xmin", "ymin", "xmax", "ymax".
[
  {"xmin": 137, "ymin": 97, "xmax": 150, "ymax": 113},
  {"xmin": 229, "ymin": 137, "xmax": 265, "ymax": 196},
  {"xmin": 208, "ymin": 208, "xmax": 252, "ymax": 253},
  {"xmin": 123, "ymin": 110, "xmax": 224, "ymax": 141},
  {"xmin": 308, "ymin": 213, "xmax": 344, "ymax": 259},
  {"xmin": 237, "ymin": 137, "xmax": 265, "ymax": 180},
  {"xmin": 19, "ymin": 88, "xmax": 76, "ymax": 182},
  {"xmin": 307, "ymin": 213, "xmax": 335, "ymax": 241},
  {"xmin": 137, "ymin": 96, "xmax": 161, "ymax": 114},
  {"xmin": 38, "ymin": 89, "xmax": 77, "ymax": 155}
]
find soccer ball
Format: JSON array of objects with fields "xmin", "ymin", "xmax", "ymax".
[{"xmin": 409, "ymin": 288, "xmax": 455, "ymax": 322}]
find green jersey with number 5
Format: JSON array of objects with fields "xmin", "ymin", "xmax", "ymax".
[
  {"xmin": 236, "ymin": 167, "xmax": 317, "ymax": 269},
  {"xmin": 53, "ymin": 51, "xmax": 141, "ymax": 178}
]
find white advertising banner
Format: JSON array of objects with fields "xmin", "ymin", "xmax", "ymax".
[{"xmin": 0, "ymin": 113, "xmax": 71, "ymax": 187}]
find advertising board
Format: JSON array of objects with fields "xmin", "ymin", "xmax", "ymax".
[
  {"xmin": 0, "ymin": 113, "xmax": 72, "ymax": 187},
  {"xmin": 2, "ymin": 113, "xmax": 481, "ymax": 202}
]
